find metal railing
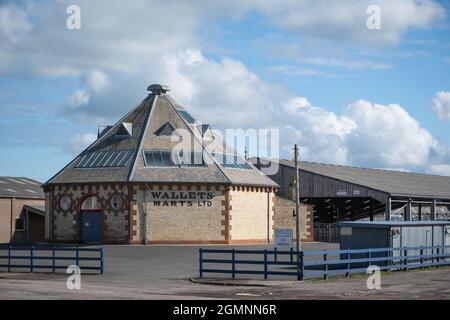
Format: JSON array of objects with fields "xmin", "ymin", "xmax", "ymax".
[
  {"xmin": 199, "ymin": 245, "xmax": 450, "ymax": 281},
  {"xmin": 0, "ymin": 245, "xmax": 104, "ymax": 274}
]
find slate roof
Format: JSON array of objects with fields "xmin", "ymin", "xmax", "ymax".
[
  {"xmin": 0, "ymin": 177, "xmax": 44, "ymax": 199},
  {"xmin": 45, "ymin": 85, "xmax": 277, "ymax": 188},
  {"xmin": 276, "ymin": 159, "xmax": 450, "ymax": 199}
]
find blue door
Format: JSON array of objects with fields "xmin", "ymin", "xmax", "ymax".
[{"xmin": 81, "ymin": 211, "xmax": 102, "ymax": 243}]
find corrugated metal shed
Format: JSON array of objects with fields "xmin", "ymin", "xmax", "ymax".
[
  {"xmin": 0, "ymin": 177, "xmax": 44, "ymax": 199},
  {"xmin": 256, "ymin": 158, "xmax": 450, "ymax": 200}
]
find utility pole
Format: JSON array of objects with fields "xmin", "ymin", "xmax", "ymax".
[{"xmin": 294, "ymin": 144, "xmax": 301, "ymax": 278}]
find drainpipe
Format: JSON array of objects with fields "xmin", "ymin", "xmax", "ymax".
[
  {"xmin": 267, "ymin": 189, "xmax": 270, "ymax": 243},
  {"xmin": 431, "ymin": 199, "xmax": 437, "ymax": 221},
  {"xmin": 143, "ymin": 185, "xmax": 149, "ymax": 244},
  {"xmin": 385, "ymin": 196, "xmax": 392, "ymax": 221},
  {"xmin": 10, "ymin": 198, "xmax": 14, "ymax": 241}
]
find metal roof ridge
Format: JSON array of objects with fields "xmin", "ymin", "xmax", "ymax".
[
  {"xmin": 128, "ymin": 95, "xmax": 158, "ymax": 181},
  {"xmin": 163, "ymin": 95, "xmax": 232, "ymax": 185}
]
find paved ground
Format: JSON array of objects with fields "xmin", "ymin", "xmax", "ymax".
[{"xmin": 1, "ymin": 243, "xmax": 450, "ymax": 299}]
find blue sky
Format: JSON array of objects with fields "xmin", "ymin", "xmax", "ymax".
[{"xmin": 1, "ymin": 0, "xmax": 450, "ymax": 182}]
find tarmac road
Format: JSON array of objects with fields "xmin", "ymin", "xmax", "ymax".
[{"xmin": 1, "ymin": 243, "xmax": 449, "ymax": 299}]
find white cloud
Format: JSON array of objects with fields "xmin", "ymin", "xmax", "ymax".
[
  {"xmin": 67, "ymin": 133, "xmax": 97, "ymax": 155},
  {"xmin": 432, "ymin": 91, "xmax": 450, "ymax": 121},
  {"xmin": 156, "ymin": 49, "xmax": 448, "ymax": 173},
  {"xmin": 253, "ymin": 0, "xmax": 446, "ymax": 45},
  {"xmin": 429, "ymin": 164, "xmax": 450, "ymax": 176},
  {"xmin": 0, "ymin": 1, "xmax": 448, "ymax": 174},
  {"xmin": 0, "ymin": 3, "xmax": 33, "ymax": 42},
  {"xmin": 68, "ymin": 89, "xmax": 90, "ymax": 108},
  {"xmin": 343, "ymin": 100, "xmax": 434, "ymax": 168},
  {"xmin": 84, "ymin": 70, "xmax": 110, "ymax": 93}
]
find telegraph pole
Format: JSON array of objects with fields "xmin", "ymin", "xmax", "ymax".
[{"xmin": 294, "ymin": 144, "xmax": 301, "ymax": 278}]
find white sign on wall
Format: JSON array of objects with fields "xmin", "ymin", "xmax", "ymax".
[{"xmin": 275, "ymin": 228, "xmax": 293, "ymax": 250}]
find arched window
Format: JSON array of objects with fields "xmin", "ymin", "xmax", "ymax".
[{"xmin": 81, "ymin": 196, "xmax": 101, "ymax": 210}]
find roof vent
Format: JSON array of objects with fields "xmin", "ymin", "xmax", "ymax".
[
  {"xmin": 98, "ymin": 125, "xmax": 113, "ymax": 138},
  {"xmin": 117, "ymin": 122, "xmax": 133, "ymax": 137},
  {"xmin": 147, "ymin": 84, "xmax": 170, "ymax": 95}
]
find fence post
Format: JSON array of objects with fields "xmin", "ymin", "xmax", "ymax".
[
  {"xmin": 346, "ymin": 252, "xmax": 350, "ymax": 278},
  {"xmin": 231, "ymin": 249, "xmax": 236, "ymax": 279},
  {"xmin": 76, "ymin": 246, "xmax": 80, "ymax": 267},
  {"xmin": 290, "ymin": 247, "xmax": 293, "ymax": 263},
  {"xmin": 264, "ymin": 250, "xmax": 268, "ymax": 280},
  {"xmin": 420, "ymin": 247, "xmax": 423, "ymax": 269},
  {"xmin": 368, "ymin": 250, "xmax": 371, "ymax": 269},
  {"xmin": 30, "ymin": 246, "xmax": 34, "ymax": 273},
  {"xmin": 199, "ymin": 248, "xmax": 203, "ymax": 278},
  {"xmin": 274, "ymin": 247, "xmax": 277, "ymax": 263},
  {"xmin": 100, "ymin": 247, "xmax": 104, "ymax": 274},
  {"xmin": 437, "ymin": 248, "xmax": 440, "ymax": 268},
  {"xmin": 403, "ymin": 249, "xmax": 408, "ymax": 271},
  {"xmin": 323, "ymin": 252, "xmax": 328, "ymax": 280},
  {"xmin": 298, "ymin": 251, "xmax": 304, "ymax": 281},
  {"xmin": 7, "ymin": 245, "xmax": 11, "ymax": 272},
  {"xmin": 52, "ymin": 247, "xmax": 56, "ymax": 273}
]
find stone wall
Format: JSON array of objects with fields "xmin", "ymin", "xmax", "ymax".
[
  {"xmin": 49, "ymin": 184, "xmax": 130, "ymax": 243},
  {"xmin": 47, "ymin": 183, "xmax": 306, "ymax": 245},
  {"xmin": 228, "ymin": 186, "xmax": 275, "ymax": 243},
  {"xmin": 274, "ymin": 196, "xmax": 314, "ymax": 241},
  {"xmin": 137, "ymin": 184, "xmax": 227, "ymax": 243}
]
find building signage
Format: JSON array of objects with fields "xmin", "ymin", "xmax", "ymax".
[
  {"xmin": 148, "ymin": 191, "xmax": 215, "ymax": 207},
  {"xmin": 336, "ymin": 190, "xmax": 347, "ymax": 196},
  {"xmin": 275, "ymin": 228, "xmax": 293, "ymax": 250},
  {"xmin": 340, "ymin": 227, "xmax": 352, "ymax": 236}
]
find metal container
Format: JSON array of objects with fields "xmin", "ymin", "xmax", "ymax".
[{"xmin": 339, "ymin": 221, "xmax": 450, "ymax": 266}]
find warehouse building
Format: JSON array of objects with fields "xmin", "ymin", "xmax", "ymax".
[
  {"xmin": 44, "ymin": 84, "xmax": 279, "ymax": 244},
  {"xmin": 0, "ymin": 177, "xmax": 45, "ymax": 243},
  {"xmin": 254, "ymin": 158, "xmax": 450, "ymax": 241}
]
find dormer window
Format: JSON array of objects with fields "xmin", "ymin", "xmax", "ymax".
[
  {"xmin": 114, "ymin": 122, "xmax": 133, "ymax": 139},
  {"xmin": 154, "ymin": 122, "xmax": 176, "ymax": 137}
]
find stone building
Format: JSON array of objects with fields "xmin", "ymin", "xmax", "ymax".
[{"xmin": 43, "ymin": 84, "xmax": 280, "ymax": 244}]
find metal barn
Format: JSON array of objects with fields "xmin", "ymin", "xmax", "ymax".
[{"xmin": 253, "ymin": 158, "xmax": 450, "ymax": 242}]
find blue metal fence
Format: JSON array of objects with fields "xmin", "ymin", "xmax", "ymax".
[
  {"xmin": 199, "ymin": 245, "xmax": 450, "ymax": 281},
  {"xmin": 0, "ymin": 245, "xmax": 103, "ymax": 274}
]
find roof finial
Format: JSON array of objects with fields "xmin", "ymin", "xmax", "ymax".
[{"xmin": 147, "ymin": 84, "xmax": 170, "ymax": 95}]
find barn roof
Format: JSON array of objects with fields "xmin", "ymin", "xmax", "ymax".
[
  {"xmin": 276, "ymin": 159, "xmax": 450, "ymax": 199},
  {"xmin": 0, "ymin": 177, "xmax": 44, "ymax": 199},
  {"xmin": 45, "ymin": 85, "xmax": 277, "ymax": 188}
]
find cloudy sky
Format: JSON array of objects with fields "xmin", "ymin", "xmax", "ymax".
[{"xmin": 1, "ymin": 0, "xmax": 450, "ymax": 182}]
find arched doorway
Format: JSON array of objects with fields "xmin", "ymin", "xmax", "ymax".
[{"xmin": 80, "ymin": 196, "xmax": 102, "ymax": 243}]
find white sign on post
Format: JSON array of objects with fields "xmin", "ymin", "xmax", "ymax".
[{"xmin": 275, "ymin": 228, "xmax": 293, "ymax": 251}]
